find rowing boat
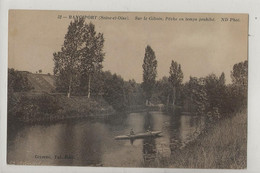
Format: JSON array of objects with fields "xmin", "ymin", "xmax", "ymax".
[{"xmin": 114, "ymin": 131, "xmax": 162, "ymax": 140}]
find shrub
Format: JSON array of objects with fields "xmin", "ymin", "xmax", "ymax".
[{"xmin": 12, "ymin": 94, "xmax": 61, "ymax": 120}]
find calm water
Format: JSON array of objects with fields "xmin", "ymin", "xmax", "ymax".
[{"xmin": 7, "ymin": 111, "xmax": 205, "ymax": 167}]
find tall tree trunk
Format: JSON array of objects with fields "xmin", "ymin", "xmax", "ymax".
[
  {"xmin": 173, "ymin": 86, "xmax": 176, "ymax": 106},
  {"xmin": 68, "ymin": 76, "xmax": 72, "ymax": 98},
  {"xmin": 87, "ymin": 75, "xmax": 91, "ymax": 99}
]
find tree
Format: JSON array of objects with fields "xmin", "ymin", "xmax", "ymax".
[
  {"xmin": 156, "ymin": 76, "xmax": 172, "ymax": 106},
  {"xmin": 8, "ymin": 69, "xmax": 33, "ymax": 93},
  {"xmin": 53, "ymin": 18, "xmax": 105, "ymax": 98},
  {"xmin": 230, "ymin": 60, "xmax": 248, "ymax": 109},
  {"xmin": 53, "ymin": 17, "xmax": 85, "ymax": 97},
  {"xmin": 231, "ymin": 60, "xmax": 248, "ymax": 88},
  {"xmin": 142, "ymin": 45, "xmax": 157, "ymax": 105},
  {"xmin": 185, "ymin": 77, "xmax": 208, "ymax": 115},
  {"xmin": 102, "ymin": 71, "xmax": 125, "ymax": 111},
  {"xmin": 80, "ymin": 22, "xmax": 105, "ymax": 98},
  {"xmin": 204, "ymin": 73, "xmax": 227, "ymax": 115},
  {"xmin": 168, "ymin": 60, "xmax": 183, "ymax": 106},
  {"xmin": 219, "ymin": 72, "xmax": 225, "ymax": 85}
]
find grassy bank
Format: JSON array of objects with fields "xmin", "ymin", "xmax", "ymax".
[
  {"xmin": 8, "ymin": 92, "xmax": 116, "ymax": 123},
  {"xmin": 145, "ymin": 110, "xmax": 247, "ymax": 169}
]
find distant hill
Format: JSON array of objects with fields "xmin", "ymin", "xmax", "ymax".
[{"xmin": 26, "ymin": 73, "xmax": 55, "ymax": 93}]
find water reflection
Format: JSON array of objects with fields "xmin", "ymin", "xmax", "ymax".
[
  {"xmin": 54, "ymin": 123, "xmax": 75, "ymax": 166},
  {"xmin": 144, "ymin": 112, "xmax": 154, "ymax": 130},
  {"xmin": 169, "ymin": 115, "xmax": 181, "ymax": 153},
  {"xmin": 7, "ymin": 111, "xmax": 205, "ymax": 167},
  {"xmin": 143, "ymin": 138, "xmax": 156, "ymax": 163},
  {"xmin": 142, "ymin": 112, "xmax": 156, "ymax": 163}
]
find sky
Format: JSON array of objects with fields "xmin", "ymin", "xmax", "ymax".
[{"xmin": 8, "ymin": 10, "xmax": 248, "ymax": 83}]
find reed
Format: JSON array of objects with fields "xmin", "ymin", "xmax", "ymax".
[{"xmin": 144, "ymin": 110, "xmax": 247, "ymax": 169}]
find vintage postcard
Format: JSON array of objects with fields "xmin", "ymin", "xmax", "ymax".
[{"xmin": 7, "ymin": 10, "xmax": 248, "ymax": 168}]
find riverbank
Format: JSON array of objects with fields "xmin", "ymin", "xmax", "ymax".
[
  {"xmin": 144, "ymin": 110, "xmax": 247, "ymax": 169},
  {"xmin": 8, "ymin": 92, "xmax": 116, "ymax": 124}
]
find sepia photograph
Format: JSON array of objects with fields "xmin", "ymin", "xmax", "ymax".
[{"xmin": 7, "ymin": 10, "xmax": 248, "ymax": 169}]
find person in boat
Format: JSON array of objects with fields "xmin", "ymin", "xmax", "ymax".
[
  {"xmin": 146, "ymin": 126, "xmax": 152, "ymax": 134},
  {"xmin": 130, "ymin": 128, "xmax": 135, "ymax": 135}
]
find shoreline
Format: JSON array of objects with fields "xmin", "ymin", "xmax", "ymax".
[
  {"xmin": 8, "ymin": 92, "xmax": 168, "ymax": 124},
  {"xmin": 143, "ymin": 109, "xmax": 247, "ymax": 169}
]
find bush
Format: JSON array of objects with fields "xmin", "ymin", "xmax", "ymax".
[
  {"xmin": 12, "ymin": 94, "xmax": 61, "ymax": 120},
  {"xmin": 8, "ymin": 68, "xmax": 33, "ymax": 92}
]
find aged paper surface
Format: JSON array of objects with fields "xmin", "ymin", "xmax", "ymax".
[{"xmin": 8, "ymin": 10, "xmax": 248, "ymax": 168}]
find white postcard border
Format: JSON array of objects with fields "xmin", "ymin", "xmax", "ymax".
[{"xmin": 1, "ymin": 0, "xmax": 260, "ymax": 173}]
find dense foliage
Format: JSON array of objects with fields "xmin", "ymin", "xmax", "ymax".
[
  {"xmin": 8, "ymin": 68, "xmax": 33, "ymax": 92},
  {"xmin": 8, "ymin": 94, "xmax": 61, "ymax": 121},
  {"xmin": 53, "ymin": 18, "xmax": 105, "ymax": 98},
  {"xmin": 142, "ymin": 45, "xmax": 158, "ymax": 105},
  {"xmin": 168, "ymin": 60, "xmax": 184, "ymax": 106},
  {"xmin": 154, "ymin": 60, "xmax": 247, "ymax": 119},
  {"xmin": 51, "ymin": 18, "xmax": 247, "ymax": 115},
  {"xmin": 90, "ymin": 71, "xmax": 144, "ymax": 111}
]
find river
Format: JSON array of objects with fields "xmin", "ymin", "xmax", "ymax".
[{"xmin": 7, "ymin": 111, "xmax": 205, "ymax": 167}]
